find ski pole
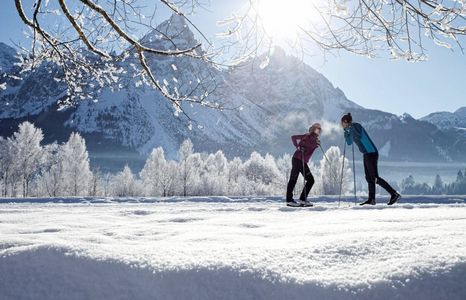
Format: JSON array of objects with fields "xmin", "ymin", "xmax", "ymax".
[
  {"xmin": 319, "ymin": 145, "xmax": 330, "ymax": 163},
  {"xmin": 302, "ymin": 149, "xmax": 307, "ymax": 202},
  {"xmin": 352, "ymin": 143, "xmax": 357, "ymax": 205},
  {"xmin": 338, "ymin": 143, "xmax": 346, "ymax": 207}
]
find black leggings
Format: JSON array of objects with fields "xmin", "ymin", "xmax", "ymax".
[
  {"xmin": 364, "ymin": 152, "xmax": 396, "ymax": 199},
  {"xmin": 286, "ymin": 157, "xmax": 314, "ymax": 201}
]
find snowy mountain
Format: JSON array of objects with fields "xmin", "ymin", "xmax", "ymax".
[
  {"xmin": 1, "ymin": 14, "xmax": 466, "ymax": 170},
  {"xmin": 420, "ymin": 107, "xmax": 466, "ymax": 131}
]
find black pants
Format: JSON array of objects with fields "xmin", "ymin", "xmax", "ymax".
[
  {"xmin": 364, "ymin": 152, "xmax": 396, "ymax": 199},
  {"xmin": 286, "ymin": 157, "xmax": 314, "ymax": 202}
]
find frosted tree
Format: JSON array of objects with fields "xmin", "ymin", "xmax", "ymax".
[
  {"xmin": 183, "ymin": 152, "xmax": 203, "ymax": 196},
  {"xmin": 178, "ymin": 139, "xmax": 194, "ymax": 196},
  {"xmin": 36, "ymin": 143, "xmax": 64, "ymax": 197},
  {"xmin": 140, "ymin": 148, "xmax": 165, "ymax": 196},
  {"xmin": 160, "ymin": 160, "xmax": 178, "ymax": 197},
  {"xmin": 227, "ymin": 157, "xmax": 242, "ymax": 183},
  {"xmin": 89, "ymin": 168, "xmax": 102, "ymax": 197},
  {"xmin": 10, "ymin": 122, "xmax": 45, "ymax": 197},
  {"xmin": 61, "ymin": 132, "xmax": 92, "ymax": 196},
  {"xmin": 401, "ymin": 175, "xmax": 416, "ymax": 193},
  {"xmin": 242, "ymin": 152, "xmax": 281, "ymax": 195},
  {"xmin": 243, "ymin": 152, "xmax": 280, "ymax": 185},
  {"xmin": 112, "ymin": 165, "xmax": 137, "ymax": 197},
  {"xmin": 140, "ymin": 147, "xmax": 177, "ymax": 196},
  {"xmin": 432, "ymin": 174, "xmax": 444, "ymax": 195},
  {"xmin": 225, "ymin": 157, "xmax": 242, "ymax": 195},
  {"xmin": 276, "ymin": 154, "xmax": 292, "ymax": 189},
  {"xmin": 101, "ymin": 172, "xmax": 112, "ymax": 197},
  {"xmin": 201, "ymin": 150, "xmax": 228, "ymax": 195},
  {"xmin": 320, "ymin": 146, "xmax": 351, "ymax": 195},
  {"xmin": 0, "ymin": 137, "xmax": 14, "ymax": 197}
]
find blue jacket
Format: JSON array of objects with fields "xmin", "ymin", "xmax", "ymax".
[{"xmin": 344, "ymin": 123, "xmax": 378, "ymax": 154}]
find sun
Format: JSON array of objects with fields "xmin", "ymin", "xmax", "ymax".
[{"xmin": 254, "ymin": 0, "xmax": 320, "ymax": 39}]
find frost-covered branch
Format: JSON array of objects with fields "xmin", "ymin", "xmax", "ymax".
[
  {"xmin": 13, "ymin": 0, "xmax": 223, "ymax": 119},
  {"xmin": 222, "ymin": 0, "xmax": 466, "ymax": 61}
]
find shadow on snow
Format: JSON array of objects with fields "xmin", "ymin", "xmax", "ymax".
[{"xmin": 1, "ymin": 247, "xmax": 465, "ymax": 300}]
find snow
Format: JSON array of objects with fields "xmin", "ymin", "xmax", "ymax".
[{"xmin": 1, "ymin": 196, "xmax": 465, "ymax": 300}]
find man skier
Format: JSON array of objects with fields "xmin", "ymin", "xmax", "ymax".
[
  {"xmin": 341, "ymin": 113, "xmax": 401, "ymax": 205},
  {"xmin": 286, "ymin": 123, "xmax": 321, "ymax": 207}
]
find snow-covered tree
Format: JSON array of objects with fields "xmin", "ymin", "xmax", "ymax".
[
  {"xmin": 227, "ymin": 157, "xmax": 242, "ymax": 183},
  {"xmin": 0, "ymin": 137, "xmax": 14, "ymax": 197},
  {"xmin": 178, "ymin": 139, "xmax": 194, "ymax": 196},
  {"xmin": 140, "ymin": 147, "xmax": 177, "ymax": 196},
  {"xmin": 89, "ymin": 168, "xmax": 103, "ymax": 197},
  {"xmin": 401, "ymin": 175, "xmax": 416, "ymax": 193},
  {"xmin": 432, "ymin": 174, "xmax": 444, "ymax": 195},
  {"xmin": 61, "ymin": 133, "xmax": 92, "ymax": 196},
  {"xmin": 35, "ymin": 143, "xmax": 64, "ymax": 197},
  {"xmin": 112, "ymin": 165, "xmax": 138, "ymax": 197},
  {"xmin": 183, "ymin": 152, "xmax": 203, "ymax": 196},
  {"xmin": 200, "ymin": 150, "xmax": 229, "ymax": 195},
  {"xmin": 241, "ymin": 152, "xmax": 281, "ymax": 195},
  {"xmin": 140, "ymin": 147, "xmax": 165, "ymax": 196},
  {"xmin": 10, "ymin": 122, "xmax": 45, "ymax": 197},
  {"xmin": 276, "ymin": 154, "xmax": 292, "ymax": 189},
  {"xmin": 320, "ymin": 146, "xmax": 351, "ymax": 195},
  {"xmin": 243, "ymin": 152, "xmax": 280, "ymax": 185}
]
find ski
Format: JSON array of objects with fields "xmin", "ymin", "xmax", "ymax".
[{"xmin": 286, "ymin": 201, "xmax": 314, "ymax": 207}]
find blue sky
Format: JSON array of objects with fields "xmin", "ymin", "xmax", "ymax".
[{"xmin": 1, "ymin": 0, "xmax": 464, "ymax": 118}]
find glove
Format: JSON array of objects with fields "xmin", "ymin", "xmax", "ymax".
[
  {"xmin": 299, "ymin": 146, "xmax": 306, "ymax": 153},
  {"xmin": 344, "ymin": 128, "xmax": 350, "ymax": 139},
  {"xmin": 316, "ymin": 138, "xmax": 321, "ymax": 146}
]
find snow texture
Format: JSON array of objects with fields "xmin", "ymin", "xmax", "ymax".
[{"xmin": 1, "ymin": 196, "xmax": 465, "ymax": 300}]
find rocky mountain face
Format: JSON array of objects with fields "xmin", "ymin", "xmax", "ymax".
[
  {"xmin": 1, "ymin": 14, "xmax": 465, "ymax": 171},
  {"xmin": 420, "ymin": 107, "xmax": 466, "ymax": 131}
]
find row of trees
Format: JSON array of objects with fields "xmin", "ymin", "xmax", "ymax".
[
  {"xmin": 1, "ymin": 122, "xmax": 464, "ymax": 198},
  {"xmin": 0, "ymin": 122, "xmax": 92, "ymax": 197},
  {"xmin": 400, "ymin": 171, "xmax": 466, "ymax": 195},
  {"xmin": 0, "ymin": 122, "xmax": 353, "ymax": 198}
]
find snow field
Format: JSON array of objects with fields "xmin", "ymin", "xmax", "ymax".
[{"xmin": 1, "ymin": 196, "xmax": 465, "ymax": 299}]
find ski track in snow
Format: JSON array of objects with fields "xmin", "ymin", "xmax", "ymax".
[{"xmin": 0, "ymin": 196, "xmax": 465, "ymax": 300}]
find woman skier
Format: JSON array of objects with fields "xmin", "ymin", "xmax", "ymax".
[
  {"xmin": 341, "ymin": 113, "xmax": 401, "ymax": 205},
  {"xmin": 286, "ymin": 123, "xmax": 321, "ymax": 207}
]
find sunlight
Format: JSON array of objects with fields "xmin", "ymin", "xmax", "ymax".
[{"xmin": 254, "ymin": 0, "xmax": 320, "ymax": 39}]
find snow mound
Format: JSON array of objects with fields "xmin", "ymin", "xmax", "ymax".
[{"xmin": 1, "ymin": 247, "xmax": 465, "ymax": 300}]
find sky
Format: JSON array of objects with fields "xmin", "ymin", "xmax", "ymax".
[{"xmin": 1, "ymin": 0, "xmax": 465, "ymax": 118}]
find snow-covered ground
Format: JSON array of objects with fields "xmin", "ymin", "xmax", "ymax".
[{"xmin": 1, "ymin": 196, "xmax": 466, "ymax": 300}]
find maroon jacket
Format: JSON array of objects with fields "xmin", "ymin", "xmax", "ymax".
[{"xmin": 292, "ymin": 133, "xmax": 318, "ymax": 163}]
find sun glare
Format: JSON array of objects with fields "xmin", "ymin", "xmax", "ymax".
[{"xmin": 255, "ymin": 0, "xmax": 319, "ymax": 39}]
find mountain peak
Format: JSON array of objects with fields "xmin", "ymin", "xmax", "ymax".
[
  {"xmin": 139, "ymin": 13, "xmax": 197, "ymax": 51},
  {"xmin": 400, "ymin": 113, "xmax": 414, "ymax": 121}
]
